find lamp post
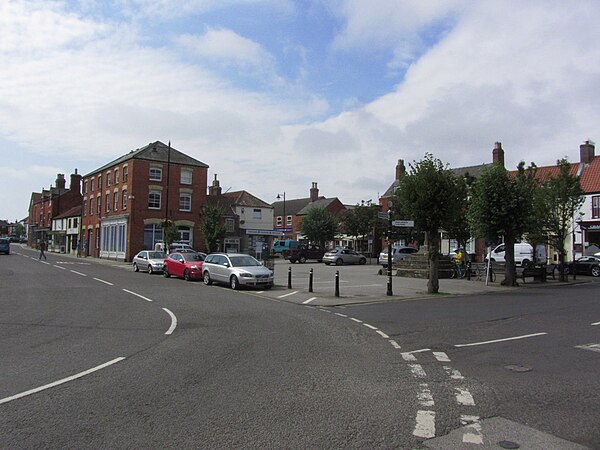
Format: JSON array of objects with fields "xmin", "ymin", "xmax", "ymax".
[{"xmin": 277, "ymin": 192, "xmax": 286, "ymax": 237}]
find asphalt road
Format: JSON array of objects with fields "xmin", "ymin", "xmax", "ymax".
[{"xmin": 1, "ymin": 246, "xmax": 598, "ymax": 449}]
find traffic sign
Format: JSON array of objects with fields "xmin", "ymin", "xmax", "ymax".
[
  {"xmin": 392, "ymin": 220, "xmax": 414, "ymax": 227},
  {"xmin": 378, "ymin": 211, "xmax": 389, "ymax": 220}
]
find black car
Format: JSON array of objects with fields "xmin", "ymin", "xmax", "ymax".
[{"xmin": 572, "ymin": 256, "xmax": 600, "ymax": 277}]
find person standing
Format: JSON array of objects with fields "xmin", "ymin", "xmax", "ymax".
[
  {"xmin": 76, "ymin": 240, "xmax": 81, "ymax": 257},
  {"xmin": 454, "ymin": 248, "xmax": 464, "ymax": 278},
  {"xmin": 83, "ymin": 239, "xmax": 89, "ymax": 257},
  {"xmin": 39, "ymin": 241, "xmax": 47, "ymax": 260}
]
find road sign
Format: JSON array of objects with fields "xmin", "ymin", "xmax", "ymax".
[
  {"xmin": 378, "ymin": 211, "xmax": 389, "ymax": 220},
  {"xmin": 392, "ymin": 220, "xmax": 414, "ymax": 227}
]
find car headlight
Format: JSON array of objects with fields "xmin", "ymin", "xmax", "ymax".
[
  {"xmin": 240, "ymin": 272, "xmax": 253, "ymax": 278},
  {"xmin": 191, "ymin": 265, "xmax": 199, "ymax": 270}
]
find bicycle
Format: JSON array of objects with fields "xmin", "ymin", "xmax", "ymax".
[
  {"xmin": 450, "ymin": 262, "xmax": 466, "ymax": 279},
  {"xmin": 475, "ymin": 262, "xmax": 496, "ymax": 282}
]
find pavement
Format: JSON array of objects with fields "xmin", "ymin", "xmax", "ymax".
[{"xmin": 26, "ymin": 245, "xmax": 593, "ymax": 307}]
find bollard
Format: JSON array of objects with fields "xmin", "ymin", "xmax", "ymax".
[
  {"xmin": 335, "ymin": 270, "xmax": 340, "ymax": 297},
  {"xmin": 287, "ymin": 266, "xmax": 292, "ymax": 289},
  {"xmin": 309, "ymin": 268, "xmax": 313, "ymax": 293},
  {"xmin": 466, "ymin": 261, "xmax": 471, "ymax": 280}
]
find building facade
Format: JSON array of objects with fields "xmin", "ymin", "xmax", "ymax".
[{"xmin": 80, "ymin": 141, "xmax": 208, "ymax": 261}]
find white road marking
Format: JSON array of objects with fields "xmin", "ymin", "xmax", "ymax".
[
  {"xmin": 40, "ymin": 261, "xmax": 50, "ymax": 265},
  {"xmin": 0, "ymin": 357, "xmax": 126, "ymax": 405},
  {"xmin": 433, "ymin": 351, "xmax": 450, "ymax": 362},
  {"xmin": 70, "ymin": 270, "xmax": 87, "ymax": 277},
  {"xmin": 318, "ymin": 308, "xmax": 331, "ymax": 313},
  {"xmin": 592, "ymin": 321, "xmax": 600, "ymax": 326},
  {"xmin": 363, "ymin": 323, "xmax": 378, "ymax": 330},
  {"xmin": 334, "ymin": 313, "xmax": 348, "ymax": 318},
  {"xmin": 413, "ymin": 410, "xmax": 436, "ymax": 438},
  {"xmin": 376, "ymin": 330, "xmax": 389, "ymax": 338},
  {"xmin": 461, "ymin": 415, "xmax": 483, "ymax": 444},
  {"xmin": 417, "ymin": 383, "xmax": 434, "ymax": 407},
  {"xmin": 401, "ymin": 352, "xmax": 417, "ymax": 361},
  {"xmin": 350, "ymin": 317, "xmax": 363, "ymax": 323},
  {"xmin": 93, "ymin": 277, "xmax": 113, "ymax": 286},
  {"xmin": 408, "ymin": 364, "xmax": 427, "ymax": 379},
  {"xmin": 389, "ymin": 340, "xmax": 401, "ymax": 349},
  {"xmin": 53, "ymin": 265, "xmax": 66, "ymax": 270},
  {"xmin": 455, "ymin": 387, "xmax": 476, "ymax": 406},
  {"xmin": 277, "ymin": 291, "xmax": 299, "ymax": 298},
  {"xmin": 455, "ymin": 332, "xmax": 547, "ymax": 348},
  {"xmin": 575, "ymin": 343, "xmax": 600, "ymax": 353},
  {"xmin": 302, "ymin": 297, "xmax": 317, "ymax": 304},
  {"xmin": 122, "ymin": 289, "xmax": 153, "ymax": 302},
  {"xmin": 162, "ymin": 308, "xmax": 177, "ymax": 335},
  {"xmin": 443, "ymin": 366, "xmax": 465, "ymax": 380}
]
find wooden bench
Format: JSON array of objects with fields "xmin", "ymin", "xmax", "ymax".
[{"xmin": 521, "ymin": 265, "xmax": 556, "ymax": 283}]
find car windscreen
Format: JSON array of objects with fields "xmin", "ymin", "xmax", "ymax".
[
  {"xmin": 182, "ymin": 253, "xmax": 204, "ymax": 262},
  {"xmin": 229, "ymin": 255, "xmax": 260, "ymax": 267},
  {"xmin": 149, "ymin": 252, "xmax": 166, "ymax": 259}
]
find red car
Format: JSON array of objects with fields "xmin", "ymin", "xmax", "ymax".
[{"xmin": 163, "ymin": 252, "xmax": 204, "ymax": 281}]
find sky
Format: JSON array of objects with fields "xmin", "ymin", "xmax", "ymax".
[{"xmin": 2, "ymin": 0, "xmax": 600, "ymax": 222}]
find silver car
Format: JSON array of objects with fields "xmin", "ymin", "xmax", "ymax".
[
  {"xmin": 133, "ymin": 250, "xmax": 166, "ymax": 274},
  {"xmin": 202, "ymin": 253, "xmax": 274, "ymax": 290},
  {"xmin": 323, "ymin": 248, "xmax": 367, "ymax": 266},
  {"xmin": 378, "ymin": 245, "xmax": 418, "ymax": 267}
]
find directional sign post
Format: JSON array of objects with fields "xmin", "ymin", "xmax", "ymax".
[{"xmin": 392, "ymin": 220, "xmax": 414, "ymax": 227}]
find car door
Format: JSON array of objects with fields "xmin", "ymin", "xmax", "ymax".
[
  {"xmin": 139, "ymin": 251, "xmax": 149, "ymax": 271},
  {"xmin": 168, "ymin": 253, "xmax": 184, "ymax": 277},
  {"xmin": 212, "ymin": 255, "xmax": 229, "ymax": 283}
]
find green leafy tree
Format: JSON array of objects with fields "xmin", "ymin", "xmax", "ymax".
[
  {"xmin": 468, "ymin": 161, "xmax": 537, "ymax": 286},
  {"xmin": 161, "ymin": 219, "xmax": 180, "ymax": 247},
  {"xmin": 395, "ymin": 154, "xmax": 463, "ymax": 293},
  {"xmin": 14, "ymin": 223, "xmax": 25, "ymax": 238},
  {"xmin": 531, "ymin": 159, "xmax": 585, "ymax": 281},
  {"xmin": 341, "ymin": 200, "xmax": 382, "ymax": 253},
  {"xmin": 299, "ymin": 207, "xmax": 338, "ymax": 248},
  {"xmin": 444, "ymin": 175, "xmax": 471, "ymax": 253},
  {"xmin": 200, "ymin": 204, "xmax": 227, "ymax": 253}
]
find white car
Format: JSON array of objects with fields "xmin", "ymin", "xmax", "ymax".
[
  {"xmin": 133, "ymin": 250, "xmax": 166, "ymax": 274},
  {"xmin": 202, "ymin": 253, "xmax": 274, "ymax": 290},
  {"xmin": 378, "ymin": 245, "xmax": 418, "ymax": 267}
]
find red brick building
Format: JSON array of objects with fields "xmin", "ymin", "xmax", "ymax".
[{"xmin": 80, "ymin": 141, "xmax": 208, "ymax": 261}]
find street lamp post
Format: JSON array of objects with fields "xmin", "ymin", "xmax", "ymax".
[{"xmin": 277, "ymin": 192, "xmax": 286, "ymax": 237}]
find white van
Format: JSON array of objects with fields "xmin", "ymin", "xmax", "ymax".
[{"xmin": 487, "ymin": 242, "xmax": 546, "ymax": 268}]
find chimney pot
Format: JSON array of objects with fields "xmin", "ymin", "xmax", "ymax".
[{"xmin": 580, "ymin": 140, "xmax": 595, "ymax": 165}]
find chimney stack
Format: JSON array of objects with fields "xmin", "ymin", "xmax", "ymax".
[
  {"xmin": 70, "ymin": 169, "xmax": 82, "ymax": 194},
  {"xmin": 580, "ymin": 140, "xmax": 595, "ymax": 165},
  {"xmin": 492, "ymin": 142, "xmax": 505, "ymax": 167},
  {"xmin": 209, "ymin": 174, "xmax": 222, "ymax": 196},
  {"xmin": 310, "ymin": 182, "xmax": 319, "ymax": 202},
  {"xmin": 55, "ymin": 174, "xmax": 66, "ymax": 190},
  {"xmin": 395, "ymin": 159, "xmax": 406, "ymax": 181}
]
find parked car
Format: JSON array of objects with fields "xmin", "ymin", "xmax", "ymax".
[
  {"xmin": 572, "ymin": 256, "xmax": 600, "ymax": 277},
  {"xmin": 202, "ymin": 253, "xmax": 273, "ymax": 290},
  {"xmin": 154, "ymin": 242, "xmax": 195, "ymax": 254},
  {"xmin": 272, "ymin": 239, "xmax": 300, "ymax": 254},
  {"xmin": 0, "ymin": 237, "xmax": 10, "ymax": 255},
  {"xmin": 163, "ymin": 251, "xmax": 205, "ymax": 281},
  {"xmin": 378, "ymin": 245, "xmax": 418, "ymax": 267},
  {"xmin": 133, "ymin": 250, "xmax": 166, "ymax": 274},
  {"xmin": 283, "ymin": 243, "xmax": 325, "ymax": 263},
  {"xmin": 323, "ymin": 248, "xmax": 367, "ymax": 266}
]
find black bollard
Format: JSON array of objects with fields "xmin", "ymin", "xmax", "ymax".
[
  {"xmin": 287, "ymin": 266, "xmax": 292, "ymax": 289},
  {"xmin": 335, "ymin": 270, "xmax": 340, "ymax": 297},
  {"xmin": 466, "ymin": 260, "xmax": 471, "ymax": 280},
  {"xmin": 309, "ymin": 268, "xmax": 313, "ymax": 293}
]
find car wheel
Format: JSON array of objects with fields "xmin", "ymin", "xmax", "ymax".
[
  {"xmin": 289, "ymin": 259, "xmax": 296, "ymax": 263},
  {"xmin": 324, "ymin": 262, "xmax": 330, "ymax": 265},
  {"xmin": 299, "ymin": 256, "xmax": 307, "ymax": 263},
  {"xmin": 265, "ymin": 284, "xmax": 273, "ymax": 290},
  {"xmin": 133, "ymin": 263, "xmax": 139, "ymax": 272},
  {"xmin": 148, "ymin": 265, "xmax": 153, "ymax": 274},
  {"xmin": 522, "ymin": 259, "xmax": 532, "ymax": 269},
  {"xmin": 336, "ymin": 258, "xmax": 343, "ymax": 266},
  {"xmin": 184, "ymin": 269, "xmax": 191, "ymax": 281},
  {"xmin": 359, "ymin": 258, "xmax": 366, "ymax": 265},
  {"xmin": 591, "ymin": 266, "xmax": 600, "ymax": 277},
  {"xmin": 203, "ymin": 271, "xmax": 212, "ymax": 285},
  {"xmin": 230, "ymin": 275, "xmax": 239, "ymax": 290},
  {"xmin": 163, "ymin": 267, "xmax": 170, "ymax": 278}
]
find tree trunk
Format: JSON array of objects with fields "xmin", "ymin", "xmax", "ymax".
[
  {"xmin": 503, "ymin": 236, "xmax": 518, "ymax": 286},
  {"xmin": 427, "ymin": 231, "xmax": 440, "ymax": 294}
]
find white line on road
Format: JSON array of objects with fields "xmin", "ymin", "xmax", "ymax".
[
  {"xmin": 376, "ymin": 330, "xmax": 389, "ymax": 339},
  {"xmin": 334, "ymin": 312, "xmax": 348, "ymax": 318},
  {"xmin": 461, "ymin": 415, "xmax": 483, "ymax": 444},
  {"xmin": 363, "ymin": 323, "xmax": 378, "ymax": 330},
  {"xmin": 53, "ymin": 265, "xmax": 66, "ymax": 270},
  {"xmin": 40, "ymin": 261, "xmax": 50, "ymax": 265},
  {"xmin": 455, "ymin": 332, "xmax": 547, "ymax": 348},
  {"xmin": 455, "ymin": 387, "xmax": 475, "ymax": 406},
  {"xmin": 408, "ymin": 364, "xmax": 427, "ymax": 379},
  {"xmin": 433, "ymin": 351, "xmax": 451, "ymax": 362},
  {"xmin": 162, "ymin": 308, "xmax": 177, "ymax": 335},
  {"xmin": 401, "ymin": 352, "xmax": 417, "ymax": 361},
  {"xmin": 277, "ymin": 291, "xmax": 299, "ymax": 298},
  {"xmin": 443, "ymin": 366, "xmax": 465, "ymax": 380},
  {"xmin": 417, "ymin": 383, "xmax": 434, "ymax": 407},
  {"xmin": 413, "ymin": 410, "xmax": 435, "ymax": 438},
  {"xmin": 93, "ymin": 277, "xmax": 114, "ymax": 286},
  {"xmin": 122, "ymin": 289, "xmax": 153, "ymax": 302},
  {"xmin": 592, "ymin": 321, "xmax": 600, "ymax": 326},
  {"xmin": 389, "ymin": 340, "xmax": 401, "ymax": 349},
  {"xmin": 0, "ymin": 357, "xmax": 126, "ymax": 406},
  {"xmin": 70, "ymin": 270, "xmax": 87, "ymax": 277},
  {"xmin": 302, "ymin": 297, "xmax": 317, "ymax": 304},
  {"xmin": 350, "ymin": 317, "xmax": 363, "ymax": 323}
]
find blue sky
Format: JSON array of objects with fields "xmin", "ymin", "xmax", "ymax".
[{"xmin": 2, "ymin": 0, "xmax": 600, "ymax": 222}]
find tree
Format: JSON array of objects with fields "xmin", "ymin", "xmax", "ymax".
[
  {"xmin": 341, "ymin": 200, "xmax": 383, "ymax": 252},
  {"xmin": 468, "ymin": 161, "xmax": 537, "ymax": 286},
  {"xmin": 299, "ymin": 207, "xmax": 338, "ymax": 248},
  {"xmin": 14, "ymin": 223, "xmax": 25, "ymax": 238},
  {"xmin": 532, "ymin": 159, "xmax": 585, "ymax": 281},
  {"xmin": 200, "ymin": 204, "xmax": 227, "ymax": 253},
  {"xmin": 161, "ymin": 219, "xmax": 180, "ymax": 248},
  {"xmin": 395, "ymin": 154, "xmax": 463, "ymax": 294},
  {"xmin": 444, "ymin": 175, "xmax": 471, "ymax": 253}
]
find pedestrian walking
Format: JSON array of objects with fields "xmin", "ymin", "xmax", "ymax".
[
  {"xmin": 76, "ymin": 240, "xmax": 81, "ymax": 257},
  {"xmin": 39, "ymin": 241, "xmax": 47, "ymax": 260},
  {"xmin": 83, "ymin": 240, "xmax": 88, "ymax": 257}
]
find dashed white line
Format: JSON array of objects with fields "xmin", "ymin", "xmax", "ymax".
[
  {"xmin": 455, "ymin": 332, "xmax": 547, "ymax": 348},
  {"xmin": 433, "ymin": 351, "xmax": 450, "ymax": 362},
  {"xmin": 413, "ymin": 410, "xmax": 436, "ymax": 438},
  {"xmin": 417, "ymin": 383, "xmax": 434, "ymax": 407},
  {"xmin": 376, "ymin": 330, "xmax": 389, "ymax": 339},
  {"xmin": 592, "ymin": 321, "xmax": 600, "ymax": 326},
  {"xmin": 408, "ymin": 364, "xmax": 427, "ymax": 379},
  {"xmin": 401, "ymin": 352, "xmax": 418, "ymax": 361},
  {"xmin": 70, "ymin": 270, "xmax": 87, "ymax": 277},
  {"xmin": 122, "ymin": 289, "xmax": 153, "ymax": 302},
  {"xmin": 0, "ymin": 357, "xmax": 126, "ymax": 405},
  {"xmin": 40, "ymin": 261, "xmax": 50, "ymax": 265},
  {"xmin": 455, "ymin": 387, "xmax": 475, "ymax": 406},
  {"xmin": 389, "ymin": 340, "xmax": 401, "ymax": 349},
  {"xmin": 93, "ymin": 277, "xmax": 114, "ymax": 286},
  {"xmin": 334, "ymin": 312, "xmax": 348, "ymax": 318},
  {"xmin": 350, "ymin": 317, "xmax": 363, "ymax": 323},
  {"xmin": 461, "ymin": 415, "xmax": 483, "ymax": 444},
  {"xmin": 53, "ymin": 265, "xmax": 66, "ymax": 270},
  {"xmin": 363, "ymin": 323, "xmax": 378, "ymax": 330},
  {"xmin": 162, "ymin": 308, "xmax": 177, "ymax": 335},
  {"xmin": 277, "ymin": 291, "xmax": 299, "ymax": 298},
  {"xmin": 443, "ymin": 366, "xmax": 465, "ymax": 380},
  {"xmin": 302, "ymin": 297, "xmax": 317, "ymax": 304}
]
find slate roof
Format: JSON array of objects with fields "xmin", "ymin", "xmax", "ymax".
[
  {"xmin": 272, "ymin": 197, "xmax": 317, "ymax": 216},
  {"xmin": 223, "ymin": 191, "xmax": 272, "ymax": 209},
  {"xmin": 54, "ymin": 205, "xmax": 82, "ymax": 220},
  {"xmin": 297, "ymin": 198, "xmax": 338, "ymax": 215},
  {"xmin": 84, "ymin": 141, "xmax": 208, "ymax": 177}
]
